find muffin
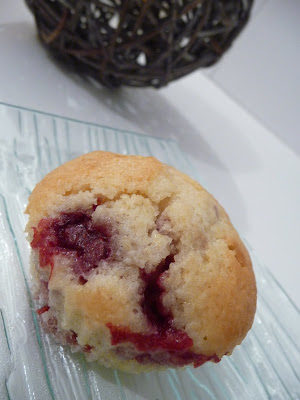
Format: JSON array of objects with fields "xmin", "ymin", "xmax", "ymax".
[{"xmin": 25, "ymin": 151, "xmax": 256, "ymax": 373}]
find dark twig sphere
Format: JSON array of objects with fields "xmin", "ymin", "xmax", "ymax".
[{"xmin": 25, "ymin": 0, "xmax": 253, "ymax": 88}]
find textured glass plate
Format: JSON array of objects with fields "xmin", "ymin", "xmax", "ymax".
[{"xmin": 0, "ymin": 102, "xmax": 299, "ymax": 400}]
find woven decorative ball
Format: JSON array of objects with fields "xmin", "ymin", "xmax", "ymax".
[{"xmin": 25, "ymin": 0, "xmax": 253, "ymax": 88}]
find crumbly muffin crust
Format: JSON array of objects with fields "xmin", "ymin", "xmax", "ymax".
[{"xmin": 26, "ymin": 151, "xmax": 256, "ymax": 373}]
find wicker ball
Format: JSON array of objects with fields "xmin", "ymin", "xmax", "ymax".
[{"xmin": 25, "ymin": 0, "xmax": 253, "ymax": 88}]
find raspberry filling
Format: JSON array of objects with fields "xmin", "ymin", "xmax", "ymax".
[
  {"xmin": 107, "ymin": 256, "xmax": 221, "ymax": 367},
  {"xmin": 31, "ymin": 211, "xmax": 110, "ymax": 275}
]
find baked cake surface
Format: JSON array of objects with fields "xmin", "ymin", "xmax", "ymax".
[{"xmin": 26, "ymin": 151, "xmax": 256, "ymax": 373}]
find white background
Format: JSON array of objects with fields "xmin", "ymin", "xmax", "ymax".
[{"xmin": 1, "ymin": 0, "xmax": 300, "ymax": 308}]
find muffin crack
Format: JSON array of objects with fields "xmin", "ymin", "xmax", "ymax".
[{"xmin": 62, "ymin": 184, "xmax": 93, "ymax": 196}]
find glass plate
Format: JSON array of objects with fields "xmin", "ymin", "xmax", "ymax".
[{"xmin": 0, "ymin": 102, "xmax": 299, "ymax": 400}]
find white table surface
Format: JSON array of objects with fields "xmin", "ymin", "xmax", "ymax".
[{"xmin": 1, "ymin": 1, "xmax": 300, "ymax": 310}]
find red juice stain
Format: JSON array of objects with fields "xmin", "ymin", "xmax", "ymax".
[
  {"xmin": 78, "ymin": 275, "xmax": 88, "ymax": 285},
  {"xmin": 36, "ymin": 305, "xmax": 50, "ymax": 315},
  {"xmin": 83, "ymin": 344, "xmax": 94, "ymax": 353},
  {"xmin": 66, "ymin": 330, "xmax": 78, "ymax": 346}
]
